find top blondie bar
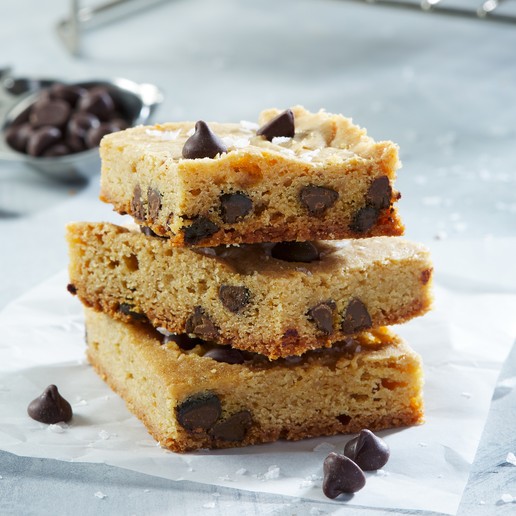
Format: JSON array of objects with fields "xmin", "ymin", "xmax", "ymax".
[{"xmin": 100, "ymin": 106, "xmax": 403, "ymax": 247}]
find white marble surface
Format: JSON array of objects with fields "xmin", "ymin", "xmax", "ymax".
[{"xmin": 1, "ymin": 0, "xmax": 516, "ymax": 514}]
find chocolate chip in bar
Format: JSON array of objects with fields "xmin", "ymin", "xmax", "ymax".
[
  {"xmin": 323, "ymin": 452, "xmax": 366, "ymax": 498},
  {"xmin": 26, "ymin": 126, "xmax": 62, "ymax": 156},
  {"xmin": 27, "ymin": 385, "xmax": 73, "ymax": 424},
  {"xmin": 29, "ymin": 99, "xmax": 71, "ymax": 129},
  {"xmin": 185, "ymin": 306, "xmax": 218, "ymax": 340},
  {"xmin": 341, "ymin": 298, "xmax": 372, "ymax": 334},
  {"xmin": 366, "ymin": 176, "xmax": 392, "ymax": 210},
  {"xmin": 349, "ymin": 205, "xmax": 379, "ymax": 234},
  {"xmin": 147, "ymin": 187, "xmax": 162, "ymax": 221},
  {"xmin": 118, "ymin": 303, "xmax": 147, "ymax": 322},
  {"xmin": 220, "ymin": 192, "xmax": 253, "ymax": 224},
  {"xmin": 176, "ymin": 392, "xmax": 221, "ymax": 433},
  {"xmin": 344, "ymin": 429, "xmax": 390, "ymax": 471},
  {"xmin": 182, "ymin": 120, "xmax": 227, "ymax": 159},
  {"xmin": 271, "ymin": 241, "xmax": 320, "ymax": 263},
  {"xmin": 210, "ymin": 410, "xmax": 252, "ymax": 441},
  {"xmin": 218, "ymin": 285, "xmax": 250, "ymax": 313},
  {"xmin": 308, "ymin": 300, "xmax": 336, "ymax": 334},
  {"xmin": 131, "ymin": 184, "xmax": 146, "ymax": 221},
  {"xmin": 182, "ymin": 216, "xmax": 220, "ymax": 245},
  {"xmin": 163, "ymin": 333, "xmax": 203, "ymax": 351},
  {"xmin": 299, "ymin": 185, "xmax": 339, "ymax": 215},
  {"xmin": 256, "ymin": 109, "xmax": 295, "ymax": 141},
  {"xmin": 204, "ymin": 346, "xmax": 246, "ymax": 365}
]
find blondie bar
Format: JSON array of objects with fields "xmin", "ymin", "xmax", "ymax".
[
  {"xmin": 67, "ymin": 222, "xmax": 433, "ymax": 359},
  {"xmin": 99, "ymin": 106, "xmax": 403, "ymax": 246},
  {"xmin": 85, "ymin": 308, "xmax": 424, "ymax": 452}
]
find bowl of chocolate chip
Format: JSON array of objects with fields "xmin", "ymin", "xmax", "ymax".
[{"xmin": 0, "ymin": 77, "xmax": 162, "ymax": 181}]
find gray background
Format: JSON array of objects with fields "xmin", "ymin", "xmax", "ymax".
[{"xmin": 1, "ymin": 0, "xmax": 516, "ymax": 514}]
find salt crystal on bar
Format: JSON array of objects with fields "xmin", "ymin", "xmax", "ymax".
[
  {"xmin": 48, "ymin": 423, "xmax": 67, "ymax": 434},
  {"xmin": 221, "ymin": 136, "xmax": 249, "ymax": 149},
  {"xmin": 272, "ymin": 136, "xmax": 292, "ymax": 145},
  {"xmin": 263, "ymin": 465, "xmax": 280, "ymax": 480},
  {"xmin": 240, "ymin": 120, "xmax": 259, "ymax": 131},
  {"xmin": 94, "ymin": 491, "xmax": 107, "ymax": 499},
  {"xmin": 313, "ymin": 442, "xmax": 335, "ymax": 453},
  {"xmin": 145, "ymin": 129, "xmax": 181, "ymax": 141},
  {"xmin": 500, "ymin": 494, "xmax": 514, "ymax": 503},
  {"xmin": 506, "ymin": 452, "xmax": 516, "ymax": 465}
]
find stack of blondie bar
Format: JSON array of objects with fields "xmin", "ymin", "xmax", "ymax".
[{"xmin": 66, "ymin": 106, "xmax": 433, "ymax": 452}]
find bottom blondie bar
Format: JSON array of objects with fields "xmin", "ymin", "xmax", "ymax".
[{"xmin": 85, "ymin": 308, "xmax": 424, "ymax": 452}]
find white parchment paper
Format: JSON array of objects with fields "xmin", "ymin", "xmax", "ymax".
[{"xmin": 1, "ymin": 238, "xmax": 516, "ymax": 514}]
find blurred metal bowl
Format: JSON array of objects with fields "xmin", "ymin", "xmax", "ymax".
[{"xmin": 0, "ymin": 76, "xmax": 163, "ymax": 182}]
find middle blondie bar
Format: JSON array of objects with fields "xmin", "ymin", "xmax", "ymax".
[{"xmin": 67, "ymin": 222, "xmax": 433, "ymax": 359}]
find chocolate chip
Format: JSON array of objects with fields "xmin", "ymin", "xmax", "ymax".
[
  {"xmin": 271, "ymin": 241, "xmax": 320, "ymax": 263},
  {"xmin": 42, "ymin": 143, "xmax": 71, "ymax": 157},
  {"xmin": 299, "ymin": 185, "xmax": 339, "ymax": 215},
  {"xmin": 185, "ymin": 306, "xmax": 218, "ymax": 340},
  {"xmin": 218, "ymin": 285, "xmax": 250, "ymax": 313},
  {"xmin": 85, "ymin": 121, "xmax": 122, "ymax": 148},
  {"xmin": 257, "ymin": 109, "xmax": 295, "ymax": 141},
  {"xmin": 337, "ymin": 414, "xmax": 352, "ymax": 426},
  {"xmin": 131, "ymin": 184, "xmax": 146, "ymax": 221},
  {"xmin": 5, "ymin": 123, "xmax": 32, "ymax": 152},
  {"xmin": 147, "ymin": 187, "xmax": 162, "ymax": 221},
  {"xmin": 29, "ymin": 99, "xmax": 71, "ymax": 129},
  {"xmin": 139, "ymin": 225, "xmax": 161, "ymax": 238},
  {"xmin": 366, "ymin": 176, "xmax": 392, "ymax": 210},
  {"xmin": 323, "ymin": 453, "xmax": 366, "ymax": 499},
  {"xmin": 27, "ymin": 385, "xmax": 73, "ymax": 424},
  {"xmin": 163, "ymin": 333, "xmax": 203, "ymax": 350},
  {"xmin": 204, "ymin": 346, "xmax": 245, "ymax": 364},
  {"xmin": 341, "ymin": 298, "xmax": 372, "ymax": 334},
  {"xmin": 308, "ymin": 301, "xmax": 336, "ymax": 334},
  {"xmin": 421, "ymin": 268, "xmax": 432, "ymax": 285},
  {"xmin": 182, "ymin": 217, "xmax": 220, "ymax": 245},
  {"xmin": 182, "ymin": 120, "xmax": 227, "ymax": 159},
  {"xmin": 49, "ymin": 84, "xmax": 86, "ymax": 107},
  {"xmin": 344, "ymin": 429, "xmax": 390, "ymax": 471},
  {"xmin": 176, "ymin": 392, "xmax": 221, "ymax": 433},
  {"xmin": 119, "ymin": 303, "xmax": 147, "ymax": 321},
  {"xmin": 26, "ymin": 126, "xmax": 62, "ymax": 156},
  {"xmin": 66, "ymin": 283, "xmax": 77, "ymax": 295},
  {"xmin": 210, "ymin": 410, "xmax": 252, "ymax": 441},
  {"xmin": 220, "ymin": 192, "xmax": 253, "ymax": 224},
  {"xmin": 349, "ymin": 205, "xmax": 379, "ymax": 234},
  {"xmin": 78, "ymin": 87, "xmax": 115, "ymax": 121}
]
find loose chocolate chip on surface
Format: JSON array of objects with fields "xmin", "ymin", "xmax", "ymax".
[
  {"xmin": 220, "ymin": 192, "xmax": 253, "ymax": 224},
  {"xmin": 323, "ymin": 452, "xmax": 366, "ymax": 498},
  {"xmin": 204, "ymin": 346, "xmax": 246, "ymax": 364},
  {"xmin": 29, "ymin": 99, "xmax": 71, "ymax": 128},
  {"xmin": 366, "ymin": 176, "xmax": 392, "ymax": 210},
  {"xmin": 308, "ymin": 301, "xmax": 336, "ymax": 334},
  {"xmin": 349, "ymin": 205, "xmax": 379, "ymax": 234},
  {"xmin": 147, "ymin": 187, "xmax": 162, "ymax": 221},
  {"xmin": 256, "ymin": 109, "xmax": 295, "ymax": 141},
  {"xmin": 344, "ymin": 429, "xmax": 390, "ymax": 471},
  {"xmin": 182, "ymin": 217, "xmax": 220, "ymax": 245},
  {"xmin": 210, "ymin": 410, "xmax": 253, "ymax": 441},
  {"xmin": 218, "ymin": 285, "xmax": 251, "ymax": 313},
  {"xmin": 27, "ymin": 385, "xmax": 73, "ymax": 424},
  {"xmin": 26, "ymin": 126, "xmax": 62, "ymax": 156},
  {"xmin": 119, "ymin": 303, "xmax": 147, "ymax": 321},
  {"xmin": 341, "ymin": 298, "xmax": 372, "ymax": 334},
  {"xmin": 182, "ymin": 120, "xmax": 227, "ymax": 159},
  {"xmin": 176, "ymin": 392, "xmax": 222, "ymax": 432},
  {"xmin": 271, "ymin": 241, "xmax": 320, "ymax": 263},
  {"xmin": 66, "ymin": 283, "xmax": 77, "ymax": 295},
  {"xmin": 131, "ymin": 184, "xmax": 146, "ymax": 221},
  {"xmin": 299, "ymin": 185, "xmax": 339, "ymax": 215},
  {"xmin": 163, "ymin": 333, "xmax": 203, "ymax": 350},
  {"xmin": 185, "ymin": 306, "xmax": 218, "ymax": 340}
]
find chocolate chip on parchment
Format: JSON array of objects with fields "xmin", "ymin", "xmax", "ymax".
[
  {"xmin": 271, "ymin": 241, "xmax": 320, "ymax": 263},
  {"xmin": 27, "ymin": 385, "xmax": 73, "ymax": 424},
  {"xmin": 341, "ymin": 298, "xmax": 372, "ymax": 334},
  {"xmin": 131, "ymin": 184, "xmax": 146, "ymax": 221},
  {"xmin": 344, "ymin": 429, "xmax": 390, "ymax": 471},
  {"xmin": 118, "ymin": 302, "xmax": 147, "ymax": 322},
  {"xmin": 182, "ymin": 120, "xmax": 227, "ymax": 159},
  {"xmin": 323, "ymin": 452, "xmax": 366, "ymax": 498},
  {"xmin": 147, "ymin": 187, "xmax": 162, "ymax": 221},
  {"xmin": 163, "ymin": 333, "xmax": 203, "ymax": 350},
  {"xmin": 308, "ymin": 301, "xmax": 336, "ymax": 334},
  {"xmin": 256, "ymin": 109, "xmax": 295, "ymax": 141},
  {"xmin": 218, "ymin": 285, "xmax": 250, "ymax": 313},
  {"xmin": 204, "ymin": 346, "xmax": 246, "ymax": 365},
  {"xmin": 176, "ymin": 392, "xmax": 222, "ymax": 433},
  {"xmin": 210, "ymin": 410, "xmax": 253, "ymax": 441},
  {"xmin": 349, "ymin": 205, "xmax": 379, "ymax": 234},
  {"xmin": 366, "ymin": 176, "xmax": 392, "ymax": 210},
  {"xmin": 185, "ymin": 306, "xmax": 218, "ymax": 340},
  {"xmin": 220, "ymin": 192, "xmax": 253, "ymax": 224},
  {"xmin": 66, "ymin": 283, "xmax": 77, "ymax": 295},
  {"xmin": 299, "ymin": 185, "xmax": 339, "ymax": 216},
  {"xmin": 182, "ymin": 216, "xmax": 220, "ymax": 245}
]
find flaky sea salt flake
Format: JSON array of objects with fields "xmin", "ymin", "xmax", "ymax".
[
  {"xmin": 500, "ymin": 493, "xmax": 514, "ymax": 503},
  {"xmin": 48, "ymin": 423, "xmax": 67, "ymax": 434},
  {"xmin": 235, "ymin": 468, "xmax": 247, "ymax": 476},
  {"xmin": 263, "ymin": 465, "xmax": 281, "ymax": 480},
  {"xmin": 271, "ymin": 136, "xmax": 291, "ymax": 145},
  {"xmin": 145, "ymin": 129, "xmax": 181, "ymax": 141},
  {"xmin": 94, "ymin": 491, "xmax": 107, "ymax": 499},
  {"xmin": 240, "ymin": 120, "xmax": 259, "ymax": 131},
  {"xmin": 202, "ymin": 501, "xmax": 216, "ymax": 509},
  {"xmin": 313, "ymin": 442, "xmax": 335, "ymax": 453},
  {"xmin": 505, "ymin": 452, "xmax": 516, "ymax": 466}
]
